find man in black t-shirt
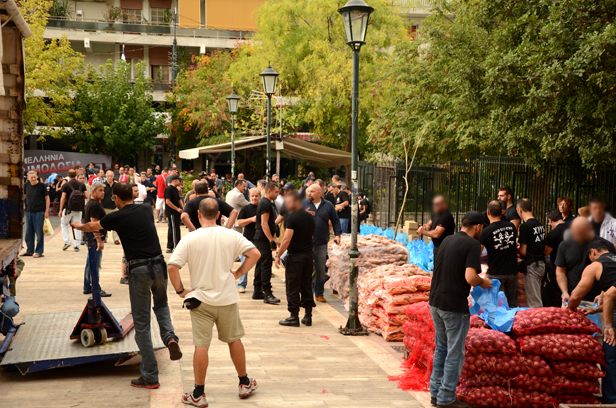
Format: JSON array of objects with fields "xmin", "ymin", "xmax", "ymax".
[
  {"xmin": 237, "ymin": 188, "xmax": 261, "ymax": 293},
  {"xmin": 165, "ymin": 175, "xmax": 184, "ymax": 253},
  {"xmin": 542, "ymin": 208, "xmax": 570, "ymax": 307},
  {"xmin": 429, "ymin": 211, "xmax": 491, "ymax": 408},
  {"xmin": 556, "ymin": 217, "xmax": 616, "ymax": 306},
  {"xmin": 102, "ymin": 170, "xmax": 121, "ymax": 245},
  {"xmin": 71, "ymin": 181, "xmax": 182, "ymax": 390},
  {"xmin": 479, "ymin": 200, "xmax": 518, "ymax": 307},
  {"xmin": 418, "ymin": 195, "xmax": 455, "ymax": 259},
  {"xmin": 181, "ymin": 181, "xmax": 236, "ymax": 231},
  {"xmin": 82, "ymin": 182, "xmax": 111, "ymax": 297},
  {"xmin": 516, "ymin": 198, "xmax": 546, "ymax": 308},
  {"xmin": 23, "ymin": 170, "xmax": 50, "ymax": 257},
  {"xmin": 498, "ymin": 185, "xmax": 521, "ymax": 232},
  {"xmin": 275, "ymin": 192, "xmax": 316, "ymax": 327},
  {"xmin": 59, "ymin": 169, "xmax": 88, "ymax": 252},
  {"xmin": 253, "ymin": 182, "xmax": 280, "ymax": 304}
]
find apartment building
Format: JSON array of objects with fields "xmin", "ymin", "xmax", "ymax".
[{"xmin": 44, "ymin": 0, "xmax": 267, "ymax": 101}]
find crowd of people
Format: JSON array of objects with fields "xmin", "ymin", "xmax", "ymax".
[{"xmin": 425, "ymin": 186, "xmax": 616, "ymax": 408}]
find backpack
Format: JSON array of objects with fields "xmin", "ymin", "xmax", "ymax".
[{"xmin": 66, "ymin": 182, "xmax": 85, "ymax": 213}]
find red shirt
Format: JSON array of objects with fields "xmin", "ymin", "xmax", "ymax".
[
  {"xmin": 88, "ymin": 174, "xmax": 96, "ymax": 186},
  {"xmin": 155, "ymin": 174, "xmax": 167, "ymax": 198},
  {"xmin": 118, "ymin": 174, "xmax": 129, "ymax": 182}
]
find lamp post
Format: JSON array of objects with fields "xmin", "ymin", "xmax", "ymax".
[
  {"xmin": 171, "ymin": 8, "xmax": 178, "ymax": 167},
  {"xmin": 226, "ymin": 91, "xmax": 240, "ymax": 179},
  {"xmin": 259, "ymin": 63, "xmax": 279, "ymax": 181},
  {"xmin": 338, "ymin": 0, "xmax": 374, "ymax": 335}
]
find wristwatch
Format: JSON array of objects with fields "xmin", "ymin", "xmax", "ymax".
[
  {"xmin": 270, "ymin": 241, "xmax": 277, "ymax": 249},
  {"xmin": 606, "ymin": 325, "xmax": 614, "ymax": 329},
  {"xmin": 176, "ymin": 288, "xmax": 185, "ymax": 294}
]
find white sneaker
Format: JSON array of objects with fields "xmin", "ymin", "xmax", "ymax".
[
  {"xmin": 182, "ymin": 393, "xmax": 208, "ymax": 407},
  {"xmin": 239, "ymin": 378, "xmax": 258, "ymax": 399},
  {"xmin": 155, "ymin": 219, "xmax": 160, "ymax": 223},
  {"xmin": 238, "ymin": 287, "xmax": 246, "ymax": 293}
]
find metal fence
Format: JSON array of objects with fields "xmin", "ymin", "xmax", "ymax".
[{"xmin": 359, "ymin": 157, "xmax": 616, "ymax": 229}]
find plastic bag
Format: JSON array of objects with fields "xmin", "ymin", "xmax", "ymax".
[
  {"xmin": 512, "ymin": 307, "xmax": 600, "ymax": 336},
  {"xmin": 469, "ymin": 279, "xmax": 501, "ymax": 327},
  {"xmin": 548, "ymin": 359, "xmax": 605, "ymax": 379},
  {"xmin": 465, "ymin": 328, "xmax": 516, "ymax": 355},
  {"xmin": 457, "ymin": 385, "xmax": 511, "ymax": 408},
  {"xmin": 43, "ymin": 218, "xmax": 53, "ymax": 236},
  {"xmin": 510, "ymin": 388, "xmax": 554, "ymax": 408},
  {"xmin": 516, "ymin": 333, "xmax": 606, "ymax": 365}
]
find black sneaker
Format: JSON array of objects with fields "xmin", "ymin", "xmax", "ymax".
[
  {"xmin": 119, "ymin": 277, "xmax": 129, "ymax": 285},
  {"xmin": 263, "ymin": 294, "xmax": 280, "ymax": 304},
  {"xmin": 167, "ymin": 340, "xmax": 182, "ymax": 361},
  {"xmin": 279, "ymin": 316, "xmax": 300, "ymax": 327},
  {"xmin": 100, "ymin": 290, "xmax": 112, "ymax": 297},
  {"xmin": 431, "ymin": 396, "xmax": 436, "ymax": 407},
  {"xmin": 130, "ymin": 376, "xmax": 160, "ymax": 389},
  {"xmin": 437, "ymin": 398, "xmax": 471, "ymax": 408},
  {"xmin": 252, "ymin": 291, "xmax": 265, "ymax": 300},
  {"xmin": 83, "ymin": 289, "xmax": 92, "ymax": 295},
  {"xmin": 166, "ymin": 248, "xmax": 173, "ymax": 254}
]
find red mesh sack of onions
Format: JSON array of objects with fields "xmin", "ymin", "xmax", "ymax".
[
  {"xmin": 458, "ymin": 372, "xmax": 509, "ymax": 388},
  {"xmin": 457, "ymin": 385, "xmax": 511, "ymax": 408},
  {"xmin": 465, "ymin": 328, "xmax": 516, "ymax": 355},
  {"xmin": 512, "ymin": 307, "xmax": 600, "ymax": 336},
  {"xmin": 461, "ymin": 352, "xmax": 551, "ymax": 377},
  {"xmin": 555, "ymin": 395, "xmax": 600, "ymax": 405},
  {"xmin": 510, "ymin": 388, "xmax": 555, "ymax": 408},
  {"xmin": 550, "ymin": 374, "xmax": 600, "ymax": 395},
  {"xmin": 510, "ymin": 374, "xmax": 559, "ymax": 394},
  {"xmin": 517, "ymin": 333, "xmax": 606, "ymax": 365},
  {"xmin": 549, "ymin": 359, "xmax": 605, "ymax": 379},
  {"xmin": 470, "ymin": 315, "xmax": 489, "ymax": 329}
]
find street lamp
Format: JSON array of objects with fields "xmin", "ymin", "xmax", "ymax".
[
  {"xmin": 259, "ymin": 63, "xmax": 279, "ymax": 181},
  {"xmin": 338, "ymin": 0, "xmax": 374, "ymax": 336},
  {"xmin": 226, "ymin": 91, "xmax": 240, "ymax": 179}
]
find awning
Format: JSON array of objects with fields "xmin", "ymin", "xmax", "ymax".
[{"xmin": 179, "ymin": 136, "xmax": 352, "ymax": 168}]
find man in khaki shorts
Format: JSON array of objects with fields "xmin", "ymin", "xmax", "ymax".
[{"xmin": 168, "ymin": 197, "xmax": 261, "ymax": 407}]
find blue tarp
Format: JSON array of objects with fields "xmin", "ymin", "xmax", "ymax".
[
  {"xmin": 359, "ymin": 225, "xmax": 434, "ymax": 271},
  {"xmin": 470, "ymin": 280, "xmax": 529, "ymax": 333}
]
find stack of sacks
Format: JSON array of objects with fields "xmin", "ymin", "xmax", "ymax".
[
  {"xmin": 457, "ymin": 307, "xmax": 603, "ymax": 407},
  {"xmin": 388, "ymin": 301, "xmax": 435, "ymax": 390},
  {"xmin": 357, "ymin": 264, "xmax": 431, "ymax": 341},
  {"xmin": 327, "ymin": 235, "xmax": 409, "ymax": 299}
]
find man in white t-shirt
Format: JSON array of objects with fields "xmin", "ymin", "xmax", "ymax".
[
  {"xmin": 168, "ymin": 197, "xmax": 261, "ymax": 407},
  {"xmin": 132, "ymin": 181, "xmax": 147, "ymax": 204}
]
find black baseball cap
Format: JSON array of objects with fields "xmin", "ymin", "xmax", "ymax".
[
  {"xmin": 282, "ymin": 182, "xmax": 296, "ymax": 191},
  {"xmin": 461, "ymin": 211, "xmax": 484, "ymax": 226},
  {"xmin": 305, "ymin": 176, "xmax": 316, "ymax": 181},
  {"xmin": 170, "ymin": 174, "xmax": 183, "ymax": 181}
]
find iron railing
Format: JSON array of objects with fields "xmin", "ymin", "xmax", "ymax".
[{"xmin": 359, "ymin": 157, "xmax": 616, "ymax": 229}]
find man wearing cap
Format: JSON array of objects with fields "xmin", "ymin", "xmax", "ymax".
[
  {"xmin": 276, "ymin": 182, "xmax": 295, "ymax": 213},
  {"xmin": 165, "ymin": 174, "xmax": 184, "ymax": 253},
  {"xmin": 299, "ymin": 177, "xmax": 315, "ymax": 200},
  {"xmin": 429, "ymin": 211, "xmax": 491, "ymax": 408}
]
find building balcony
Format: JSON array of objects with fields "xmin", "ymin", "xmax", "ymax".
[
  {"xmin": 393, "ymin": 0, "xmax": 434, "ymax": 18},
  {"xmin": 44, "ymin": 17, "xmax": 253, "ymax": 49}
]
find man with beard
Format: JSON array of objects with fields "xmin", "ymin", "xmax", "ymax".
[{"xmin": 418, "ymin": 195, "xmax": 456, "ymax": 260}]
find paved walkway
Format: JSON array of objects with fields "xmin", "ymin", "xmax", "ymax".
[{"xmin": 1, "ymin": 220, "xmax": 429, "ymax": 408}]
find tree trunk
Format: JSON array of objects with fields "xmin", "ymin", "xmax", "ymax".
[
  {"xmin": 344, "ymin": 124, "xmax": 352, "ymax": 181},
  {"xmin": 208, "ymin": 152, "xmax": 221, "ymax": 172}
]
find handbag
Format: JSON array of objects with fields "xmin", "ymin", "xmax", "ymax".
[{"xmin": 43, "ymin": 218, "xmax": 53, "ymax": 236}]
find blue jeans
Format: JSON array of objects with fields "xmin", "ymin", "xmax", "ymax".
[
  {"xmin": 339, "ymin": 218, "xmax": 350, "ymax": 234},
  {"xmin": 312, "ymin": 244, "xmax": 328, "ymax": 297},
  {"xmin": 237, "ymin": 255, "xmax": 247, "ymax": 288},
  {"xmin": 430, "ymin": 306, "xmax": 470, "ymax": 405},
  {"xmin": 128, "ymin": 260, "xmax": 178, "ymax": 383},
  {"xmin": 25, "ymin": 211, "xmax": 45, "ymax": 254},
  {"xmin": 83, "ymin": 248, "xmax": 103, "ymax": 292},
  {"xmin": 604, "ymin": 309, "xmax": 616, "ymax": 403}
]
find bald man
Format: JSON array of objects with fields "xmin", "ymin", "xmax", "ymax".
[
  {"xmin": 418, "ymin": 195, "xmax": 455, "ymax": 259},
  {"xmin": 556, "ymin": 217, "xmax": 616, "ymax": 307}
]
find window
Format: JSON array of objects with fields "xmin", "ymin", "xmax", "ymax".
[
  {"xmin": 150, "ymin": 8, "xmax": 170, "ymax": 25},
  {"xmin": 151, "ymin": 65, "xmax": 171, "ymax": 82},
  {"xmin": 122, "ymin": 9, "xmax": 142, "ymax": 24}
]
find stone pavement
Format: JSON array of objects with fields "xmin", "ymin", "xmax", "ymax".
[{"xmin": 1, "ymin": 219, "xmax": 430, "ymax": 408}]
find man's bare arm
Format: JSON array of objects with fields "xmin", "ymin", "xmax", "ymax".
[
  {"xmin": 237, "ymin": 216, "xmax": 256, "ymax": 227},
  {"xmin": 556, "ymin": 266, "xmax": 570, "ymax": 303},
  {"xmin": 180, "ymin": 212, "xmax": 196, "ymax": 232},
  {"xmin": 225, "ymin": 209, "xmax": 238, "ymax": 229},
  {"xmin": 71, "ymin": 220, "xmax": 104, "ymax": 232},
  {"xmin": 233, "ymin": 248, "xmax": 261, "ymax": 279},
  {"xmin": 261, "ymin": 212, "xmax": 275, "ymax": 243}
]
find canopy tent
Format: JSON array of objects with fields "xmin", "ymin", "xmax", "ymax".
[{"xmin": 178, "ymin": 136, "xmax": 352, "ymax": 168}]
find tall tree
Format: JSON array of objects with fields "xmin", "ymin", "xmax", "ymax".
[
  {"xmin": 20, "ymin": 0, "xmax": 84, "ymax": 137},
  {"xmin": 228, "ymin": 0, "xmax": 411, "ymax": 154},
  {"xmin": 68, "ymin": 60, "xmax": 166, "ymax": 164},
  {"xmin": 370, "ymin": 0, "xmax": 616, "ymax": 168}
]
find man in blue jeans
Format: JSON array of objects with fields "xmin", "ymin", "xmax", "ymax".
[
  {"xmin": 82, "ymin": 182, "xmax": 111, "ymax": 297},
  {"xmin": 303, "ymin": 184, "xmax": 342, "ymax": 303},
  {"xmin": 23, "ymin": 171, "xmax": 50, "ymax": 258},
  {"xmin": 429, "ymin": 211, "xmax": 491, "ymax": 408},
  {"xmin": 72, "ymin": 182, "xmax": 182, "ymax": 389}
]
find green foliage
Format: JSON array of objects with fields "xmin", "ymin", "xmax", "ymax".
[
  {"xmin": 20, "ymin": 0, "xmax": 84, "ymax": 138},
  {"xmin": 49, "ymin": 0, "xmax": 72, "ymax": 18},
  {"xmin": 181, "ymin": 172, "xmax": 199, "ymax": 195},
  {"xmin": 67, "ymin": 60, "xmax": 166, "ymax": 163},
  {"xmin": 228, "ymin": 0, "xmax": 411, "ymax": 152},
  {"xmin": 370, "ymin": 0, "xmax": 616, "ymax": 168}
]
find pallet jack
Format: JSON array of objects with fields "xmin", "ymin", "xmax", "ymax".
[{"xmin": 69, "ymin": 233, "xmax": 133, "ymax": 347}]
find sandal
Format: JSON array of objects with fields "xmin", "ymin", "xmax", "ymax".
[{"xmin": 33, "ymin": 253, "xmax": 44, "ymax": 258}]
